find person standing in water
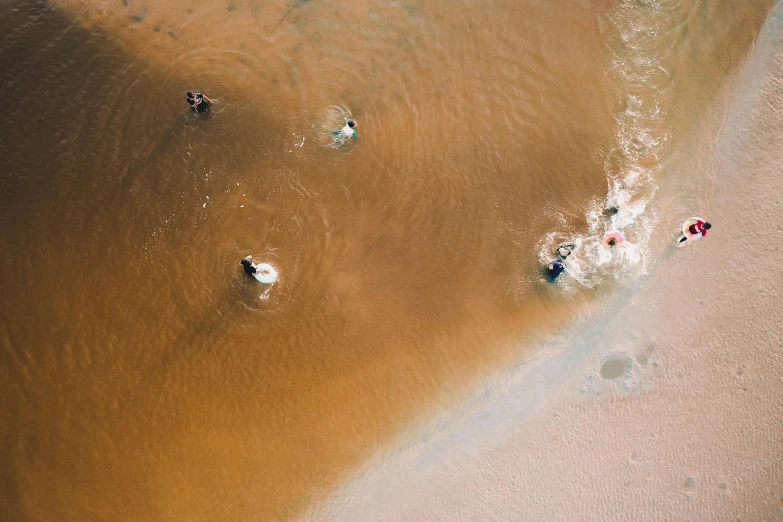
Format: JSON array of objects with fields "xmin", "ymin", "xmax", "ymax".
[
  {"xmin": 679, "ymin": 218, "xmax": 711, "ymax": 244},
  {"xmin": 334, "ymin": 119, "xmax": 358, "ymax": 138},
  {"xmin": 186, "ymin": 90, "xmax": 213, "ymax": 114}
]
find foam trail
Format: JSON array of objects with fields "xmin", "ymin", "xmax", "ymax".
[{"xmin": 540, "ymin": 0, "xmax": 684, "ymax": 287}]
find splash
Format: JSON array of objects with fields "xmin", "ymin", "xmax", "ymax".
[
  {"xmin": 540, "ymin": 0, "xmax": 683, "ymax": 287},
  {"xmin": 314, "ymin": 105, "xmax": 356, "ymax": 149}
]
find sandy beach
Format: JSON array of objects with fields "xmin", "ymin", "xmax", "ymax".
[{"xmin": 304, "ymin": 4, "xmax": 783, "ymax": 520}]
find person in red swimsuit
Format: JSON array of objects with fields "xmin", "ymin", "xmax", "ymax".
[{"xmin": 679, "ymin": 219, "xmax": 711, "ymax": 243}]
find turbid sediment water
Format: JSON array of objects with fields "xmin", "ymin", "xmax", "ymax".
[{"xmin": 0, "ymin": 0, "xmax": 775, "ymax": 519}]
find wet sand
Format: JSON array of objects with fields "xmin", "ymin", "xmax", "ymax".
[{"xmin": 304, "ymin": 5, "xmax": 783, "ymax": 519}]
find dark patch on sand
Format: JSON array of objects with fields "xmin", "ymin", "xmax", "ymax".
[{"xmin": 600, "ymin": 358, "xmax": 629, "ymax": 380}]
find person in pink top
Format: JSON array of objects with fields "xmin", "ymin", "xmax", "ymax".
[{"xmin": 678, "ymin": 218, "xmax": 711, "ymax": 244}]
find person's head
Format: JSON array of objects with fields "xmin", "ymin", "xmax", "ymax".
[
  {"xmin": 608, "ymin": 238, "xmax": 617, "ymax": 246},
  {"xmin": 703, "ymin": 222, "xmax": 712, "ymax": 230},
  {"xmin": 187, "ymin": 90, "xmax": 195, "ymax": 98},
  {"xmin": 347, "ymin": 120, "xmax": 355, "ymax": 128},
  {"xmin": 240, "ymin": 258, "xmax": 252, "ymax": 268}
]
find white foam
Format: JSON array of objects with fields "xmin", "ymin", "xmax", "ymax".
[{"xmin": 539, "ymin": 0, "xmax": 679, "ymax": 288}]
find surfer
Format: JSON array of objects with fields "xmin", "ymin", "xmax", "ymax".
[
  {"xmin": 333, "ymin": 119, "xmax": 358, "ymax": 139},
  {"xmin": 678, "ymin": 219, "xmax": 711, "ymax": 244},
  {"xmin": 186, "ymin": 90, "xmax": 213, "ymax": 114},
  {"xmin": 240, "ymin": 256, "xmax": 257, "ymax": 276}
]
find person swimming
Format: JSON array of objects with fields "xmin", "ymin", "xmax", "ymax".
[
  {"xmin": 241, "ymin": 256, "xmax": 278, "ymax": 284},
  {"xmin": 541, "ymin": 244, "xmax": 573, "ymax": 284},
  {"xmin": 603, "ymin": 231, "xmax": 625, "ymax": 247},
  {"xmin": 334, "ymin": 119, "xmax": 358, "ymax": 138},
  {"xmin": 240, "ymin": 256, "xmax": 257, "ymax": 276},
  {"xmin": 186, "ymin": 90, "xmax": 212, "ymax": 114},
  {"xmin": 546, "ymin": 260, "xmax": 565, "ymax": 283},
  {"xmin": 557, "ymin": 243, "xmax": 575, "ymax": 261}
]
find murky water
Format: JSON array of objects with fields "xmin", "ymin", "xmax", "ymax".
[{"xmin": 0, "ymin": 0, "xmax": 773, "ymax": 520}]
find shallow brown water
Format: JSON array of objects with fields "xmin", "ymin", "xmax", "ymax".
[{"xmin": 0, "ymin": 0, "xmax": 773, "ymax": 520}]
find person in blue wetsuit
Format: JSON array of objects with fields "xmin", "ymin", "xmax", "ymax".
[{"xmin": 546, "ymin": 260, "xmax": 565, "ymax": 283}]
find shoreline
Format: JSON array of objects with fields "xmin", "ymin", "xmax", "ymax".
[{"xmin": 303, "ymin": 2, "xmax": 783, "ymax": 520}]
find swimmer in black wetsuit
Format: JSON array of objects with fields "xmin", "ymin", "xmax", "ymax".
[
  {"xmin": 240, "ymin": 256, "xmax": 257, "ymax": 276},
  {"xmin": 186, "ymin": 90, "xmax": 213, "ymax": 114}
]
